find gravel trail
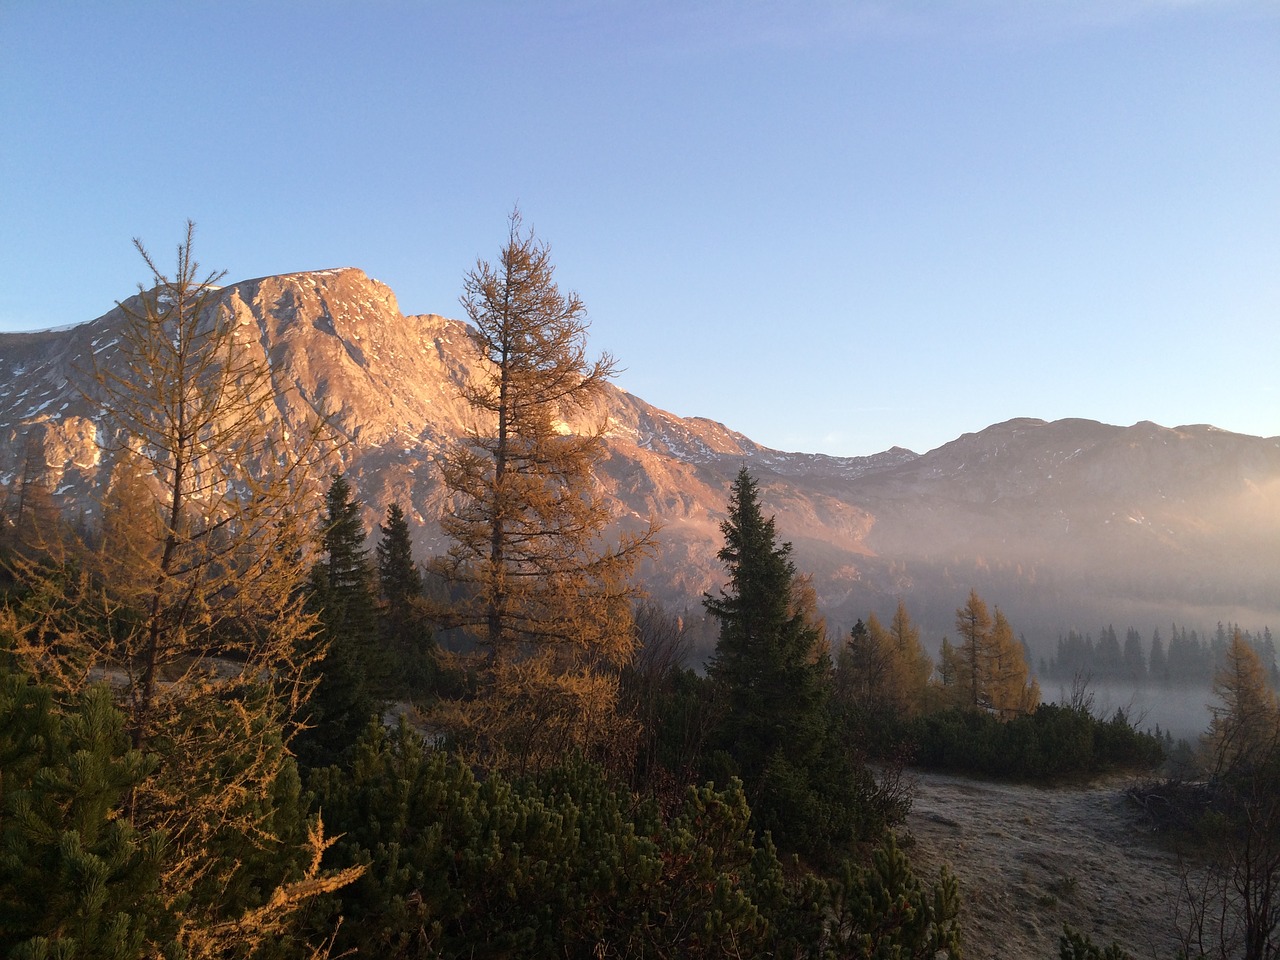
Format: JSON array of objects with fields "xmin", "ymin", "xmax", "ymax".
[{"xmin": 903, "ymin": 771, "xmax": 1187, "ymax": 960}]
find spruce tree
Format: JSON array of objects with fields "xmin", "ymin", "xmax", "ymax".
[
  {"xmin": 375, "ymin": 501, "xmax": 435, "ymax": 697},
  {"xmin": 376, "ymin": 502, "xmax": 421, "ymax": 609},
  {"xmin": 705, "ymin": 469, "xmax": 875, "ymax": 856},
  {"xmin": 300, "ymin": 474, "xmax": 378, "ymax": 768},
  {"xmin": 1148, "ymin": 629, "xmax": 1169, "ymax": 684}
]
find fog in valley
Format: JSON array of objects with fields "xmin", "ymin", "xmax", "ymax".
[{"xmin": 1045, "ymin": 678, "xmax": 1214, "ymax": 744}]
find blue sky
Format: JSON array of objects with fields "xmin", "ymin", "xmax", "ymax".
[{"xmin": 1, "ymin": 1, "xmax": 1276, "ymax": 457}]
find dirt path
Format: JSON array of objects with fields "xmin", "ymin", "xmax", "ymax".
[{"xmin": 903, "ymin": 771, "xmax": 1187, "ymax": 960}]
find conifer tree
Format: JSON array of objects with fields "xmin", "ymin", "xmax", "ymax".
[
  {"xmin": 1122, "ymin": 627, "xmax": 1147, "ymax": 683},
  {"xmin": 377, "ymin": 501, "xmax": 421, "ymax": 611},
  {"xmin": 1176, "ymin": 629, "xmax": 1280, "ymax": 960},
  {"xmin": 375, "ymin": 501, "xmax": 435, "ymax": 697},
  {"xmin": 9, "ymin": 222, "xmax": 331, "ymax": 737},
  {"xmin": 1149, "ymin": 629, "xmax": 1169, "ymax": 684},
  {"xmin": 1205, "ymin": 629, "xmax": 1280, "ymax": 777},
  {"xmin": 704, "ymin": 469, "xmax": 880, "ymax": 855},
  {"xmin": 937, "ymin": 636, "xmax": 959, "ymax": 690},
  {"xmin": 705, "ymin": 470, "xmax": 828, "ymax": 782},
  {"xmin": 299, "ymin": 474, "xmax": 379, "ymax": 768},
  {"xmin": 884, "ymin": 599, "xmax": 933, "ymax": 717},
  {"xmin": 0, "ymin": 662, "xmax": 165, "ymax": 959},
  {"xmin": 7, "ymin": 434, "xmax": 59, "ymax": 559},
  {"xmin": 429, "ymin": 210, "xmax": 656, "ymax": 773},
  {"xmin": 835, "ymin": 617, "xmax": 881, "ymax": 706},
  {"xmin": 953, "ymin": 589, "xmax": 993, "ymax": 709},
  {"xmin": 3, "ymin": 225, "xmax": 354, "ymax": 958},
  {"xmin": 988, "ymin": 607, "xmax": 1040, "ymax": 717},
  {"xmin": 941, "ymin": 589, "xmax": 1038, "ymax": 717}
]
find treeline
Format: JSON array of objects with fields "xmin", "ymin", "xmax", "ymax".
[
  {"xmin": 831, "ymin": 591, "xmax": 1163, "ymax": 782},
  {"xmin": 1041, "ymin": 622, "xmax": 1278, "ymax": 687}
]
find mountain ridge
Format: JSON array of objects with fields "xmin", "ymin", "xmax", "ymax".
[{"xmin": 2, "ymin": 267, "xmax": 1277, "ymax": 656}]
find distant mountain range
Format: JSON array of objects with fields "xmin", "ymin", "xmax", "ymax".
[{"xmin": 3, "ymin": 267, "xmax": 1277, "ymax": 661}]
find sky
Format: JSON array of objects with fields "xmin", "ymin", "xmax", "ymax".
[{"xmin": 1, "ymin": 1, "xmax": 1277, "ymax": 458}]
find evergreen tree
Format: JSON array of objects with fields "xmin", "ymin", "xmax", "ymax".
[
  {"xmin": 375, "ymin": 501, "xmax": 435, "ymax": 697},
  {"xmin": 706, "ymin": 470, "xmax": 827, "ymax": 782},
  {"xmin": 1096, "ymin": 625, "xmax": 1122, "ymax": 679},
  {"xmin": 1167, "ymin": 625, "xmax": 1212, "ymax": 684},
  {"xmin": 835, "ymin": 617, "xmax": 882, "ymax": 709},
  {"xmin": 377, "ymin": 502, "xmax": 421, "ymax": 610},
  {"xmin": 428, "ymin": 210, "xmax": 656, "ymax": 773},
  {"xmin": 1148, "ymin": 628, "xmax": 1169, "ymax": 684},
  {"xmin": 705, "ymin": 469, "xmax": 879, "ymax": 856},
  {"xmin": 1122, "ymin": 627, "xmax": 1147, "ymax": 684},
  {"xmin": 300, "ymin": 474, "xmax": 379, "ymax": 769},
  {"xmin": 309, "ymin": 721, "xmax": 950, "ymax": 959},
  {"xmin": 1052, "ymin": 630, "xmax": 1095, "ymax": 682},
  {"xmin": 0, "ymin": 663, "xmax": 165, "ymax": 959}
]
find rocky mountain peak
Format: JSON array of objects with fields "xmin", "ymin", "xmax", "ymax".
[{"xmin": 2, "ymin": 267, "xmax": 1278, "ymax": 652}]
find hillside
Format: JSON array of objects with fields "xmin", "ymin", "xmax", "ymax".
[{"xmin": 2, "ymin": 266, "xmax": 1278, "ymax": 655}]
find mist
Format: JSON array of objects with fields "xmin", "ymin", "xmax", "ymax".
[{"xmin": 1047, "ymin": 678, "xmax": 1215, "ymax": 744}]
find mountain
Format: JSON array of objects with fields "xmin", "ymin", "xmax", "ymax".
[{"xmin": 2, "ymin": 267, "xmax": 1278, "ymax": 660}]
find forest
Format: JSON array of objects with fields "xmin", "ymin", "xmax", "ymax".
[
  {"xmin": 1040, "ymin": 623, "xmax": 1279, "ymax": 689},
  {"xmin": 1, "ymin": 220, "xmax": 1277, "ymax": 960}
]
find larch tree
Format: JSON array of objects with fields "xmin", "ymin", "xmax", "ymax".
[
  {"xmin": 3, "ymin": 223, "xmax": 355, "ymax": 958},
  {"xmin": 885, "ymin": 599, "xmax": 933, "ymax": 717},
  {"xmin": 951, "ymin": 589, "xmax": 993, "ymax": 710},
  {"xmin": 836, "ymin": 602, "xmax": 931, "ymax": 721},
  {"xmin": 940, "ymin": 589, "xmax": 1038, "ymax": 717},
  {"xmin": 988, "ymin": 606, "xmax": 1040, "ymax": 717},
  {"xmin": 429, "ymin": 210, "xmax": 657, "ymax": 773},
  {"xmin": 1178, "ymin": 630, "xmax": 1280, "ymax": 960},
  {"xmin": 1205, "ymin": 629, "xmax": 1280, "ymax": 778},
  {"xmin": 10, "ymin": 222, "xmax": 332, "ymax": 740}
]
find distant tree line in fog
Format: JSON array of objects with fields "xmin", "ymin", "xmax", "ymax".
[{"xmin": 1040, "ymin": 622, "xmax": 1278, "ymax": 687}]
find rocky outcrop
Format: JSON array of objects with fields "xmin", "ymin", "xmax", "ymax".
[{"xmin": 3, "ymin": 268, "xmax": 1278, "ymax": 651}]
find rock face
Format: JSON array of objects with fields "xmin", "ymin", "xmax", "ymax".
[{"xmin": 3, "ymin": 267, "xmax": 1278, "ymax": 657}]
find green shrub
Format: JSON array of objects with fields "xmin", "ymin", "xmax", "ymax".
[
  {"xmin": 0, "ymin": 665, "xmax": 167, "ymax": 960},
  {"xmin": 910, "ymin": 704, "xmax": 1163, "ymax": 781},
  {"xmin": 1060, "ymin": 923, "xmax": 1134, "ymax": 959},
  {"xmin": 309, "ymin": 721, "xmax": 961, "ymax": 959}
]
